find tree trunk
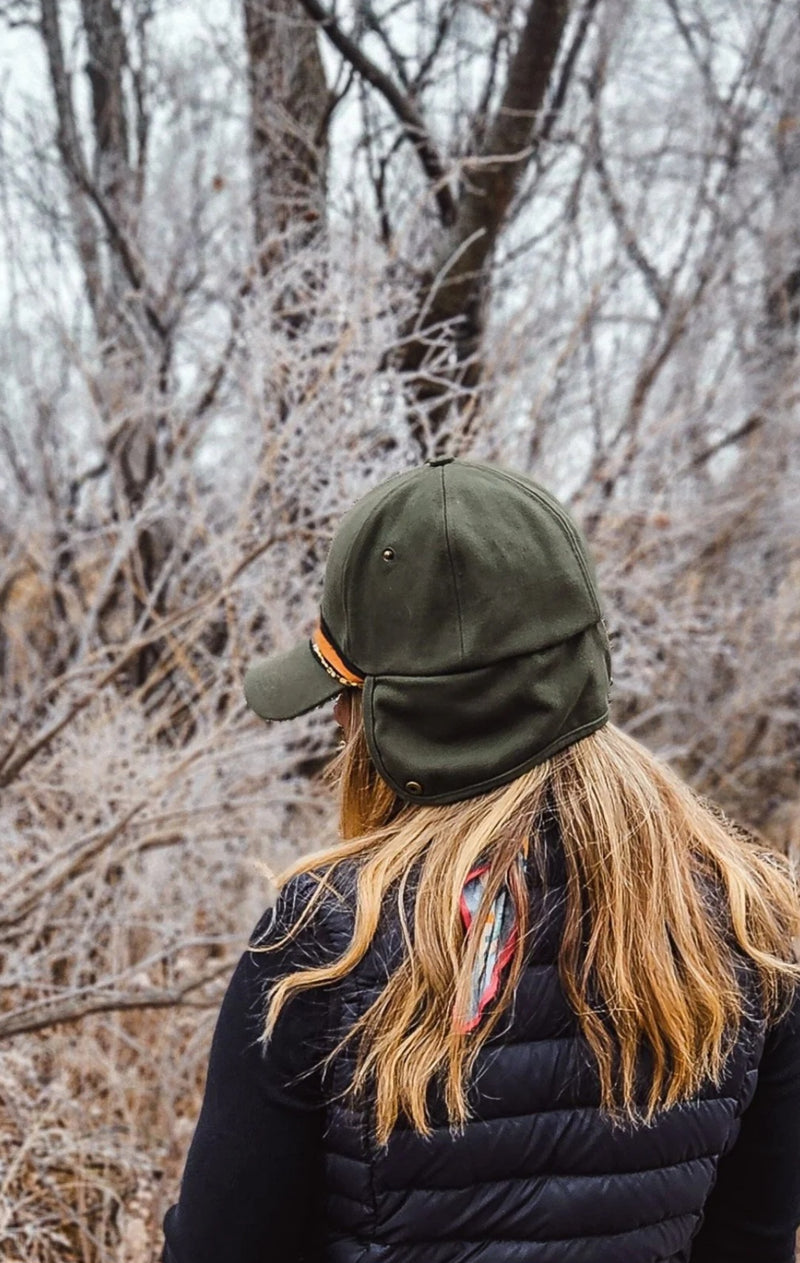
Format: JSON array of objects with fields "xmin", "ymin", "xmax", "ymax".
[
  {"xmin": 243, "ymin": 0, "xmax": 330, "ymax": 272},
  {"xmin": 39, "ymin": 0, "xmax": 170, "ymax": 685},
  {"xmin": 399, "ymin": 0, "xmax": 575, "ymax": 444}
]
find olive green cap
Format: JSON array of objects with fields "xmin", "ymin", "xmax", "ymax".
[{"xmin": 244, "ymin": 458, "xmax": 611, "ymax": 804}]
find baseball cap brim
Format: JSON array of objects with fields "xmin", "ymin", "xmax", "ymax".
[{"xmin": 244, "ymin": 641, "xmax": 342, "ymax": 721}]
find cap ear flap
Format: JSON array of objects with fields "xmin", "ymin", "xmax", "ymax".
[
  {"xmin": 600, "ymin": 618, "xmax": 614, "ymax": 687},
  {"xmin": 362, "ymin": 624, "xmax": 611, "ymax": 805}
]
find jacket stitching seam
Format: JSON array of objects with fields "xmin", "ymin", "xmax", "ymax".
[{"xmin": 370, "ymin": 1151, "xmax": 718, "ymax": 1195}]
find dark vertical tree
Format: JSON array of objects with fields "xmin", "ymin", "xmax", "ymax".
[
  {"xmin": 279, "ymin": 0, "xmax": 598, "ymax": 450},
  {"xmin": 243, "ymin": 0, "xmax": 331, "ymax": 272}
]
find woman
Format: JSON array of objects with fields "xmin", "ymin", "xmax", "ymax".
[{"xmin": 163, "ymin": 458, "xmax": 800, "ymax": 1263}]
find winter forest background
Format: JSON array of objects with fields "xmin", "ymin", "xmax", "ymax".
[{"xmin": 0, "ymin": 0, "xmax": 798, "ymax": 1257}]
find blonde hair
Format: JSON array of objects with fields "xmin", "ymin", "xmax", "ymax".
[{"xmin": 262, "ymin": 697, "xmax": 800, "ymax": 1145}]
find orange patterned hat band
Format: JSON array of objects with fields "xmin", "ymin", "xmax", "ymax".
[{"xmin": 310, "ymin": 623, "xmax": 364, "ymax": 688}]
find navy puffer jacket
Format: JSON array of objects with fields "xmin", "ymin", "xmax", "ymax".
[{"xmin": 310, "ymin": 816, "xmax": 767, "ymax": 1263}]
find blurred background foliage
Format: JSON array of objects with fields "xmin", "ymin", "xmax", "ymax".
[{"xmin": 0, "ymin": 0, "xmax": 798, "ymax": 1256}]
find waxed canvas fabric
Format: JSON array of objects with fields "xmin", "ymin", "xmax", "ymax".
[
  {"xmin": 244, "ymin": 458, "xmax": 612, "ymax": 803},
  {"xmin": 363, "ymin": 622, "xmax": 610, "ymax": 802},
  {"xmin": 244, "ymin": 640, "xmax": 341, "ymax": 720},
  {"xmin": 320, "ymin": 461, "xmax": 603, "ymax": 672}
]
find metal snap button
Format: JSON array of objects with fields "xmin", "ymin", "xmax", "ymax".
[
  {"xmin": 405, "ymin": 780, "xmax": 423, "ymax": 795},
  {"xmin": 382, "ymin": 548, "xmax": 395, "ymax": 561}
]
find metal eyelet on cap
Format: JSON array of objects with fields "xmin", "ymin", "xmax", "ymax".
[
  {"xmin": 382, "ymin": 547, "xmax": 395, "ymax": 561},
  {"xmin": 405, "ymin": 780, "xmax": 423, "ymax": 795}
]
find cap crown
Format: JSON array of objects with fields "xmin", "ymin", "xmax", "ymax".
[
  {"xmin": 322, "ymin": 459, "xmax": 602, "ymax": 675},
  {"xmin": 242, "ymin": 457, "xmax": 611, "ymax": 804}
]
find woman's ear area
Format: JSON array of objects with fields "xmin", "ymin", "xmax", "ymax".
[{"xmin": 333, "ymin": 689, "xmax": 357, "ymax": 737}]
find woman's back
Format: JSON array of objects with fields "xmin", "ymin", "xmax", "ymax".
[
  {"xmin": 314, "ymin": 821, "xmax": 766, "ymax": 1262},
  {"xmin": 162, "ymin": 460, "xmax": 800, "ymax": 1263},
  {"xmin": 163, "ymin": 793, "xmax": 800, "ymax": 1263}
]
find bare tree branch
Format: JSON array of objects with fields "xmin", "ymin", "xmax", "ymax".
[
  {"xmin": 539, "ymin": 0, "xmax": 602, "ymax": 145},
  {"xmin": 689, "ymin": 415, "xmax": 764, "ymax": 469},
  {"xmin": 0, "ymin": 962, "xmax": 232, "ymax": 1041},
  {"xmin": 590, "ymin": 113, "xmax": 670, "ymax": 313},
  {"xmin": 399, "ymin": 0, "xmax": 579, "ymax": 436},
  {"xmin": 294, "ymin": 0, "xmax": 457, "ymax": 226}
]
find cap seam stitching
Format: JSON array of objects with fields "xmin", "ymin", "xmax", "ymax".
[
  {"xmin": 336, "ymin": 470, "xmax": 419, "ymax": 658},
  {"xmin": 482, "ymin": 467, "xmax": 602, "ymax": 621},
  {"xmin": 360, "ymin": 620, "xmax": 604, "ymax": 679},
  {"xmin": 440, "ymin": 467, "xmax": 465, "ymax": 662},
  {"xmin": 363, "ymin": 677, "xmax": 397, "ymax": 791},
  {"xmin": 370, "ymin": 697, "xmax": 609, "ymax": 803}
]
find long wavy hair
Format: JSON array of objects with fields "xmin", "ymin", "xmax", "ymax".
[{"xmin": 261, "ymin": 694, "xmax": 800, "ymax": 1145}]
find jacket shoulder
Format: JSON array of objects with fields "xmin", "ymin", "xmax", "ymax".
[{"xmin": 249, "ymin": 864, "xmax": 358, "ymax": 959}]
